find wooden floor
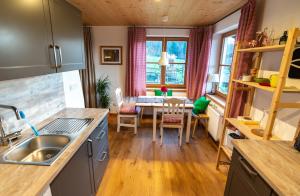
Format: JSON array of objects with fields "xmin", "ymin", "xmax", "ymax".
[{"xmin": 97, "ymin": 114, "xmax": 228, "ymax": 196}]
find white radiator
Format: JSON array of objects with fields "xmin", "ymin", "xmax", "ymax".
[{"xmin": 206, "ymin": 105, "xmax": 224, "ymax": 141}]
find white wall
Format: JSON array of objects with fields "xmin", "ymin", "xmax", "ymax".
[
  {"xmin": 251, "ymin": 0, "xmax": 300, "ymax": 140},
  {"xmin": 207, "ymin": 11, "xmax": 240, "ymax": 92},
  {"xmin": 92, "ymin": 26, "xmax": 128, "ymax": 112},
  {"xmin": 62, "ymin": 71, "xmax": 85, "ymax": 108}
]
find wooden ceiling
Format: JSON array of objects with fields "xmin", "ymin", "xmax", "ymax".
[{"xmin": 67, "ymin": 0, "xmax": 247, "ymax": 26}]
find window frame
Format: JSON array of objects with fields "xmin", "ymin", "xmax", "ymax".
[
  {"xmin": 146, "ymin": 37, "xmax": 188, "ymax": 89},
  {"xmin": 216, "ymin": 30, "xmax": 237, "ymax": 98}
]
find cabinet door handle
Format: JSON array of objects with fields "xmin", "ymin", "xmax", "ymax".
[
  {"xmin": 54, "ymin": 45, "xmax": 63, "ymax": 68},
  {"xmin": 87, "ymin": 139, "xmax": 93, "ymax": 157},
  {"xmin": 49, "ymin": 44, "xmax": 58, "ymax": 68},
  {"xmin": 98, "ymin": 151, "xmax": 107, "ymax": 162},
  {"xmin": 239, "ymin": 157, "xmax": 257, "ymax": 177},
  {"xmin": 96, "ymin": 130, "xmax": 105, "ymax": 140}
]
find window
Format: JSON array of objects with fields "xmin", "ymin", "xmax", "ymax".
[
  {"xmin": 146, "ymin": 38, "xmax": 188, "ymax": 88},
  {"xmin": 217, "ymin": 30, "xmax": 237, "ymax": 95}
]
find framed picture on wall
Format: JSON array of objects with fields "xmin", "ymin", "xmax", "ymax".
[{"xmin": 100, "ymin": 46, "xmax": 122, "ymax": 65}]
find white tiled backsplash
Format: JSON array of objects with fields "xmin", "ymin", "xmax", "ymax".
[{"xmin": 0, "ymin": 73, "xmax": 66, "ymax": 134}]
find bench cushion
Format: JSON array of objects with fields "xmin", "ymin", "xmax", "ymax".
[
  {"xmin": 163, "ymin": 114, "xmax": 182, "ymax": 124},
  {"xmin": 120, "ymin": 103, "xmax": 140, "ymax": 114}
]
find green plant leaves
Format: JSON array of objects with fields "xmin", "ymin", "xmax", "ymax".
[{"xmin": 96, "ymin": 75, "xmax": 111, "ymax": 108}]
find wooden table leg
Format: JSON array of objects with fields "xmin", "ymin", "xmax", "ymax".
[
  {"xmin": 153, "ymin": 107, "xmax": 157, "ymax": 142},
  {"xmin": 186, "ymin": 109, "xmax": 192, "ymax": 143}
]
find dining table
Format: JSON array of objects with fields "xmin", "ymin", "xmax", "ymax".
[{"xmin": 134, "ymin": 96, "xmax": 194, "ymax": 143}]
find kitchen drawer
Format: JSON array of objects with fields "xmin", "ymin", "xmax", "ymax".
[
  {"xmin": 90, "ymin": 121, "xmax": 108, "ymax": 156},
  {"xmin": 225, "ymin": 149, "xmax": 273, "ymax": 196},
  {"xmin": 97, "ymin": 116, "xmax": 108, "ymax": 130},
  {"xmin": 92, "ymin": 144, "xmax": 109, "ymax": 191}
]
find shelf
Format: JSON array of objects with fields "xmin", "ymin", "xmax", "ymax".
[
  {"xmin": 237, "ymin": 45, "xmax": 286, "ymax": 52},
  {"xmin": 221, "ymin": 146, "xmax": 232, "ymax": 159},
  {"xmin": 226, "ymin": 118, "xmax": 263, "ymax": 140},
  {"xmin": 232, "ymin": 79, "xmax": 300, "ymax": 93},
  {"xmin": 226, "ymin": 118, "xmax": 280, "ymax": 140}
]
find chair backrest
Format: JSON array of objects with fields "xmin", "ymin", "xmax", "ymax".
[
  {"xmin": 162, "ymin": 98, "xmax": 185, "ymax": 116},
  {"xmin": 115, "ymin": 88, "xmax": 123, "ymax": 110}
]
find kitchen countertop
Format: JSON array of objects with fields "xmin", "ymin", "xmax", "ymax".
[
  {"xmin": 0, "ymin": 108, "xmax": 109, "ymax": 196},
  {"xmin": 233, "ymin": 140, "xmax": 300, "ymax": 196}
]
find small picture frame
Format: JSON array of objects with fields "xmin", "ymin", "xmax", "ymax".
[{"xmin": 100, "ymin": 46, "xmax": 122, "ymax": 65}]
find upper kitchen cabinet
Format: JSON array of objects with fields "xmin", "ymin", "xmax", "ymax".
[
  {"xmin": 0, "ymin": 0, "xmax": 85, "ymax": 81},
  {"xmin": 0, "ymin": 0, "xmax": 55, "ymax": 81},
  {"xmin": 49, "ymin": 0, "xmax": 85, "ymax": 72}
]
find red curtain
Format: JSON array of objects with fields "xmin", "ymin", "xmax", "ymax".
[
  {"xmin": 187, "ymin": 26, "xmax": 213, "ymax": 100},
  {"xmin": 125, "ymin": 27, "xmax": 147, "ymax": 96},
  {"xmin": 230, "ymin": 0, "xmax": 257, "ymax": 117}
]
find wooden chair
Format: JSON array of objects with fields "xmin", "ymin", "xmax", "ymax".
[
  {"xmin": 160, "ymin": 98, "xmax": 185, "ymax": 146},
  {"xmin": 115, "ymin": 88, "xmax": 140, "ymax": 134},
  {"xmin": 192, "ymin": 113, "xmax": 209, "ymax": 137}
]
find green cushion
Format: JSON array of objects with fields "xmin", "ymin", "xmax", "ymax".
[
  {"xmin": 192, "ymin": 96, "xmax": 210, "ymax": 114},
  {"xmin": 154, "ymin": 89, "xmax": 163, "ymax": 96},
  {"xmin": 154, "ymin": 89, "xmax": 173, "ymax": 96}
]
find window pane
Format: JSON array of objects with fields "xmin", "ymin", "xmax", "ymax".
[
  {"xmin": 167, "ymin": 41, "xmax": 187, "ymax": 63},
  {"xmin": 166, "ymin": 64, "xmax": 185, "ymax": 85},
  {"xmin": 146, "ymin": 40, "xmax": 162, "ymax": 63},
  {"xmin": 221, "ymin": 35, "xmax": 236, "ymax": 65},
  {"xmin": 218, "ymin": 66, "xmax": 231, "ymax": 94},
  {"xmin": 146, "ymin": 63, "xmax": 161, "ymax": 84}
]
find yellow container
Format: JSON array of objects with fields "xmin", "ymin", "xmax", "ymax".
[{"xmin": 270, "ymin": 74, "xmax": 279, "ymax": 87}]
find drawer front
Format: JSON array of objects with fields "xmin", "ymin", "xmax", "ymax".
[
  {"xmin": 225, "ymin": 149, "xmax": 272, "ymax": 196},
  {"xmin": 92, "ymin": 145, "xmax": 109, "ymax": 191},
  {"xmin": 90, "ymin": 117, "xmax": 108, "ymax": 155}
]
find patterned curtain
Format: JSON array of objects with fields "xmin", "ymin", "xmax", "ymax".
[
  {"xmin": 230, "ymin": 0, "xmax": 256, "ymax": 117},
  {"xmin": 125, "ymin": 27, "xmax": 147, "ymax": 97},
  {"xmin": 186, "ymin": 26, "xmax": 213, "ymax": 100},
  {"xmin": 80, "ymin": 26, "xmax": 97, "ymax": 108}
]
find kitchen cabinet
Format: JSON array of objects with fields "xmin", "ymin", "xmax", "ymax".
[
  {"xmin": 225, "ymin": 149, "xmax": 278, "ymax": 196},
  {"xmin": 48, "ymin": 0, "xmax": 85, "ymax": 72},
  {"xmin": 0, "ymin": 0, "xmax": 55, "ymax": 80},
  {"xmin": 0, "ymin": 0, "xmax": 84, "ymax": 81},
  {"xmin": 89, "ymin": 117, "xmax": 109, "ymax": 191},
  {"xmin": 50, "ymin": 140, "xmax": 94, "ymax": 196},
  {"xmin": 50, "ymin": 116, "xmax": 109, "ymax": 196}
]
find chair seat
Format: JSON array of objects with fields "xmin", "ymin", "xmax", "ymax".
[
  {"xmin": 192, "ymin": 112, "xmax": 209, "ymax": 119},
  {"xmin": 119, "ymin": 103, "xmax": 141, "ymax": 114},
  {"xmin": 163, "ymin": 114, "xmax": 183, "ymax": 124}
]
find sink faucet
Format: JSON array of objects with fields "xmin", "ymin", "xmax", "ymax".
[
  {"xmin": 0, "ymin": 105, "xmax": 21, "ymax": 120},
  {"xmin": 0, "ymin": 105, "xmax": 22, "ymax": 145}
]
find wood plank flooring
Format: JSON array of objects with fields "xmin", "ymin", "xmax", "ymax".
[{"xmin": 97, "ymin": 115, "xmax": 228, "ymax": 196}]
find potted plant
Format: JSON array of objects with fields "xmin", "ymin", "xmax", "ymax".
[{"xmin": 96, "ymin": 75, "xmax": 111, "ymax": 108}]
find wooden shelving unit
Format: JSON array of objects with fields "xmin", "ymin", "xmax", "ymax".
[
  {"xmin": 216, "ymin": 27, "xmax": 300, "ymax": 169},
  {"xmin": 237, "ymin": 44, "xmax": 286, "ymax": 52},
  {"xmin": 232, "ymin": 79, "xmax": 300, "ymax": 93}
]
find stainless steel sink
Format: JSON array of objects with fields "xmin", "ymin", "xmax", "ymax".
[
  {"xmin": 0, "ymin": 118, "xmax": 93, "ymax": 166},
  {"xmin": 1, "ymin": 135, "xmax": 71, "ymax": 166}
]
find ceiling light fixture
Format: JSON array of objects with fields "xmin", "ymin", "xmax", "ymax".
[
  {"xmin": 162, "ymin": 15, "xmax": 168, "ymax": 23},
  {"xmin": 158, "ymin": 26, "xmax": 169, "ymax": 66}
]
